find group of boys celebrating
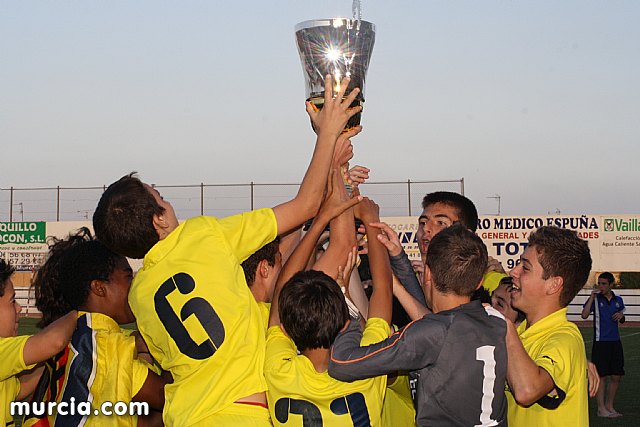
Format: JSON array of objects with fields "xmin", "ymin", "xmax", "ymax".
[{"xmin": 1, "ymin": 77, "xmax": 611, "ymax": 426}]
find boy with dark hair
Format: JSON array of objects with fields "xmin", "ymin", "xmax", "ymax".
[
  {"xmin": 1, "ymin": 259, "xmax": 77, "ymax": 425},
  {"xmin": 376, "ymin": 191, "xmax": 490, "ymax": 316},
  {"xmin": 507, "ymin": 226, "xmax": 592, "ymax": 426},
  {"xmin": 265, "ymin": 178, "xmax": 394, "ymax": 426},
  {"xmin": 92, "ymin": 77, "xmax": 363, "ymax": 425},
  {"xmin": 329, "ymin": 224, "xmax": 508, "ymax": 426},
  {"xmin": 242, "ymin": 238, "xmax": 282, "ymax": 329},
  {"xmin": 24, "ymin": 229, "xmax": 166, "ymax": 426},
  {"xmin": 421, "ymin": 191, "xmax": 479, "ymax": 232},
  {"xmin": 581, "ymin": 271, "xmax": 625, "ymax": 418}
]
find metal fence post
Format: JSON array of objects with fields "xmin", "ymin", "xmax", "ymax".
[
  {"xmin": 200, "ymin": 183, "xmax": 204, "ymax": 216},
  {"xmin": 250, "ymin": 182, "xmax": 254, "ymax": 211},
  {"xmin": 461, "ymin": 178, "xmax": 465, "ymax": 196},
  {"xmin": 57, "ymin": 186, "xmax": 60, "ymax": 221},
  {"xmin": 9, "ymin": 187, "xmax": 14, "ymax": 222},
  {"xmin": 407, "ymin": 179, "xmax": 412, "ymax": 216}
]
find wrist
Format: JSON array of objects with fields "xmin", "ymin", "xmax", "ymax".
[{"xmin": 317, "ymin": 129, "xmax": 341, "ymax": 143}]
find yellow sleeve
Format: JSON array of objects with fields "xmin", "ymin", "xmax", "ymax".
[
  {"xmin": 216, "ymin": 208, "xmax": 278, "ymax": 262},
  {"xmin": 0, "ymin": 335, "xmax": 34, "ymax": 381},
  {"xmin": 361, "ymin": 318, "xmax": 391, "ymax": 346},
  {"xmin": 131, "ymin": 358, "xmax": 152, "ymax": 397},
  {"xmin": 534, "ymin": 330, "xmax": 583, "ymax": 393},
  {"xmin": 265, "ymin": 326, "xmax": 297, "ymax": 373}
]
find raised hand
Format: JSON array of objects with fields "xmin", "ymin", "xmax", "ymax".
[
  {"xmin": 366, "ymin": 222, "xmax": 403, "ymax": 257},
  {"xmin": 306, "ymin": 75, "xmax": 362, "ymax": 138},
  {"xmin": 346, "ymin": 165, "xmax": 370, "ymax": 187},
  {"xmin": 353, "ymin": 197, "xmax": 380, "ymax": 226},
  {"xmin": 316, "ymin": 169, "xmax": 362, "ymax": 225}
]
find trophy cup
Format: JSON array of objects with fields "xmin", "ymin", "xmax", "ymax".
[{"xmin": 295, "ymin": 18, "xmax": 376, "ymax": 131}]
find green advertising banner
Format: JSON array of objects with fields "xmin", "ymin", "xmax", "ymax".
[{"xmin": 0, "ymin": 222, "xmax": 46, "ymax": 245}]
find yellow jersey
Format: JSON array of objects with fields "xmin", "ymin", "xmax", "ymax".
[
  {"xmin": 22, "ymin": 312, "xmax": 149, "ymax": 427},
  {"xmin": 507, "ymin": 308, "xmax": 588, "ymax": 426},
  {"xmin": 129, "ymin": 210, "xmax": 277, "ymax": 426},
  {"xmin": 265, "ymin": 318, "xmax": 390, "ymax": 426},
  {"xmin": 1, "ymin": 335, "xmax": 33, "ymax": 426},
  {"xmin": 381, "ymin": 373, "xmax": 416, "ymax": 427},
  {"xmin": 257, "ymin": 302, "xmax": 271, "ymax": 334}
]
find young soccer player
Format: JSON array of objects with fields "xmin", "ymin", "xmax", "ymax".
[
  {"xmin": 506, "ymin": 226, "xmax": 591, "ymax": 426},
  {"xmin": 24, "ymin": 228, "xmax": 165, "ymax": 426},
  {"xmin": 329, "ymin": 224, "xmax": 508, "ymax": 426},
  {"xmin": 242, "ymin": 237, "xmax": 282, "ymax": 328},
  {"xmin": 0, "ymin": 259, "xmax": 76, "ymax": 425},
  {"xmin": 265, "ymin": 177, "xmax": 394, "ymax": 426},
  {"xmin": 92, "ymin": 76, "xmax": 363, "ymax": 425}
]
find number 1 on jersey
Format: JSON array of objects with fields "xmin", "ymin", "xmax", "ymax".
[{"xmin": 475, "ymin": 345, "xmax": 497, "ymax": 427}]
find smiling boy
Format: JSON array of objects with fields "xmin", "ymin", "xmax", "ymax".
[{"xmin": 506, "ymin": 226, "xmax": 591, "ymax": 426}]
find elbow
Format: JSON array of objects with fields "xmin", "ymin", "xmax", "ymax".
[
  {"xmin": 580, "ymin": 313, "xmax": 589, "ymax": 320},
  {"xmin": 511, "ymin": 387, "xmax": 539, "ymax": 407},
  {"xmin": 51, "ymin": 334, "xmax": 69, "ymax": 355}
]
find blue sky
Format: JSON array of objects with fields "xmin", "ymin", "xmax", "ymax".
[{"xmin": 1, "ymin": 1, "xmax": 639, "ymax": 217}]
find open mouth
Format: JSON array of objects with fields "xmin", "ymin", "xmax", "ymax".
[{"xmin": 420, "ymin": 239, "xmax": 430, "ymax": 253}]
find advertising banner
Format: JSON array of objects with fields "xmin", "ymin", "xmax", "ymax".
[
  {"xmin": 0, "ymin": 222, "xmax": 90, "ymax": 272},
  {"xmin": 1, "ymin": 216, "xmax": 639, "ymax": 275},
  {"xmin": 381, "ymin": 215, "xmax": 640, "ymax": 272}
]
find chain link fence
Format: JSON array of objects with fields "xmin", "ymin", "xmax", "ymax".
[{"xmin": 1, "ymin": 179, "xmax": 464, "ymax": 222}]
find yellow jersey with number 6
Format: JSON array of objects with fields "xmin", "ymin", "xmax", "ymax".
[{"xmin": 129, "ymin": 209, "xmax": 277, "ymax": 426}]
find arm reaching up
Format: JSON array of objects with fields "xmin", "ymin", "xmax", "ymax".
[
  {"xmin": 273, "ymin": 75, "xmax": 362, "ymax": 235},
  {"xmin": 269, "ymin": 170, "xmax": 362, "ymax": 328},
  {"xmin": 353, "ymin": 197, "xmax": 393, "ymax": 325},
  {"xmin": 312, "ymin": 150, "xmax": 358, "ymax": 279}
]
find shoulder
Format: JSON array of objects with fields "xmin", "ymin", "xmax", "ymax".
[
  {"xmin": 0, "ymin": 335, "xmax": 31, "ymax": 375},
  {"xmin": 363, "ymin": 318, "xmax": 391, "ymax": 344},
  {"xmin": 543, "ymin": 322, "xmax": 584, "ymax": 351}
]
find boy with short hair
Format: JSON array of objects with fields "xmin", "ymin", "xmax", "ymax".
[
  {"xmin": 242, "ymin": 238, "xmax": 282, "ymax": 329},
  {"xmin": 0, "ymin": 259, "xmax": 77, "ymax": 425},
  {"xmin": 329, "ymin": 224, "xmax": 508, "ymax": 426},
  {"xmin": 92, "ymin": 77, "xmax": 363, "ymax": 425},
  {"xmin": 581, "ymin": 271, "xmax": 625, "ymax": 418},
  {"xmin": 265, "ymin": 178, "xmax": 393, "ymax": 426},
  {"xmin": 506, "ymin": 226, "xmax": 592, "ymax": 426}
]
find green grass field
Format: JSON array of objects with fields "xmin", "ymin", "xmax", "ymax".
[
  {"xmin": 583, "ymin": 326, "xmax": 639, "ymax": 426},
  {"xmin": 15, "ymin": 318, "xmax": 640, "ymax": 426}
]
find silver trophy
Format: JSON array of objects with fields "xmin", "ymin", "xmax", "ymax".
[{"xmin": 295, "ymin": 18, "xmax": 376, "ymax": 130}]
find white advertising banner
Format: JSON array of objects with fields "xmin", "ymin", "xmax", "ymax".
[
  {"xmin": 381, "ymin": 215, "xmax": 640, "ymax": 272},
  {"xmin": 2, "ymin": 216, "xmax": 639, "ymax": 274}
]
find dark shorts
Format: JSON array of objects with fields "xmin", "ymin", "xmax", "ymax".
[{"xmin": 592, "ymin": 340, "xmax": 625, "ymax": 377}]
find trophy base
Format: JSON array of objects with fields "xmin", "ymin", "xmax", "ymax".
[{"xmin": 307, "ymin": 95, "xmax": 364, "ymax": 131}]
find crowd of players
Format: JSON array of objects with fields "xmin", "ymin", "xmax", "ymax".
[{"xmin": 1, "ymin": 77, "xmax": 626, "ymax": 426}]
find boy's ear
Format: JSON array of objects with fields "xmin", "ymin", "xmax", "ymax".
[
  {"xmin": 90, "ymin": 280, "xmax": 107, "ymax": 298},
  {"xmin": 258, "ymin": 259, "xmax": 270, "ymax": 279},
  {"xmin": 152, "ymin": 213, "xmax": 170, "ymax": 238},
  {"xmin": 423, "ymin": 265, "xmax": 432, "ymax": 287},
  {"xmin": 475, "ymin": 277, "xmax": 485, "ymax": 291},
  {"xmin": 546, "ymin": 275, "xmax": 563, "ymax": 296}
]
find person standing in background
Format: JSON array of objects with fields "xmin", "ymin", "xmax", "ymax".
[{"xmin": 581, "ymin": 272, "xmax": 625, "ymax": 418}]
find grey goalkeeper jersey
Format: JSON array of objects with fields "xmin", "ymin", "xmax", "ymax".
[{"xmin": 329, "ymin": 300, "xmax": 508, "ymax": 426}]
